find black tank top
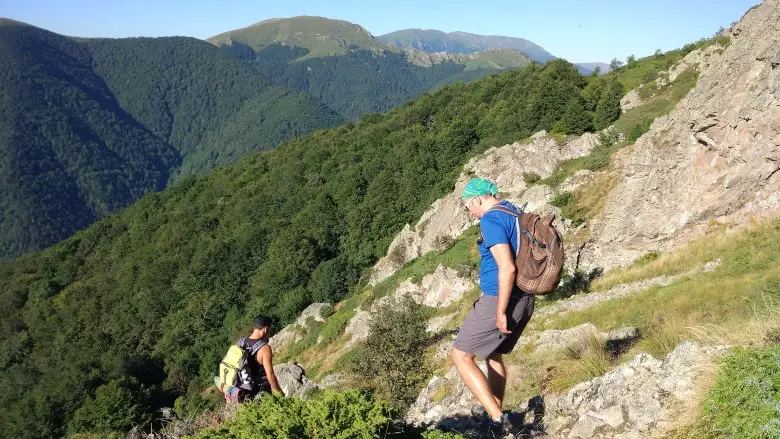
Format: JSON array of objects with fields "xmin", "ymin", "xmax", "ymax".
[{"xmin": 240, "ymin": 337, "xmax": 271, "ymax": 393}]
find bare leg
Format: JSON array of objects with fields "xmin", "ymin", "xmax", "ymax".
[
  {"xmin": 451, "ymin": 347, "xmax": 503, "ymax": 420},
  {"xmin": 487, "ymin": 353, "xmax": 507, "ymax": 409}
]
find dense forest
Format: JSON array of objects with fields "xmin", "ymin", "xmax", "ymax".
[
  {"xmin": 223, "ymin": 42, "xmax": 525, "ymax": 120},
  {"xmin": 0, "ymin": 21, "xmax": 343, "ymax": 261},
  {"xmin": 0, "ymin": 58, "xmax": 624, "ymax": 438}
]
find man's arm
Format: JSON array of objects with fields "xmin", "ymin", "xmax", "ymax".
[
  {"xmin": 257, "ymin": 345, "xmax": 285, "ymax": 396},
  {"xmin": 489, "ymin": 243, "xmax": 517, "ymax": 334}
]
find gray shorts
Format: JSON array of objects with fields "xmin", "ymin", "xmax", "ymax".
[{"xmin": 453, "ymin": 293, "xmax": 535, "ymax": 359}]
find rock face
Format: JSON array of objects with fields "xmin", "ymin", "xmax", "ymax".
[
  {"xmin": 345, "ymin": 264, "xmax": 475, "ymax": 346},
  {"xmin": 269, "ymin": 303, "xmax": 331, "ymax": 353},
  {"xmin": 545, "ymin": 341, "xmax": 729, "ymax": 438},
  {"xmin": 406, "ymin": 341, "xmax": 728, "ymax": 438},
  {"xmin": 406, "ymin": 363, "xmax": 487, "ymax": 427},
  {"xmin": 531, "ymin": 323, "xmax": 639, "ymax": 354},
  {"xmin": 273, "ymin": 362, "xmax": 318, "ymax": 397},
  {"xmin": 619, "ymin": 89, "xmax": 643, "ymax": 112},
  {"xmin": 584, "ymin": 1, "xmax": 780, "ymax": 271},
  {"xmin": 370, "ymin": 131, "xmax": 600, "ymax": 284}
]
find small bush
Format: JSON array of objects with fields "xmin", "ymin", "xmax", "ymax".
[
  {"xmin": 550, "ymin": 191, "xmax": 585, "ymax": 227},
  {"xmin": 522, "ymin": 172, "xmax": 541, "ymax": 185},
  {"xmin": 766, "ymin": 327, "xmax": 780, "ymax": 344},
  {"xmin": 352, "ymin": 299, "xmax": 431, "ymax": 411},
  {"xmin": 633, "ymin": 251, "xmax": 661, "ymax": 266},
  {"xmin": 628, "ymin": 119, "xmax": 653, "ymax": 143}
]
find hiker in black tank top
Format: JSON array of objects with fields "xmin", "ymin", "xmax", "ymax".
[
  {"xmin": 242, "ymin": 337, "xmax": 271, "ymax": 395},
  {"xmin": 244, "ymin": 316, "xmax": 285, "ymax": 398}
]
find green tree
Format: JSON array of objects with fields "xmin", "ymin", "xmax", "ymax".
[
  {"xmin": 353, "ymin": 299, "xmax": 431, "ymax": 411},
  {"xmin": 593, "ymin": 79, "xmax": 624, "ymax": 130},
  {"xmin": 562, "ymin": 97, "xmax": 593, "ymax": 135},
  {"xmin": 67, "ymin": 378, "xmax": 152, "ymax": 435}
]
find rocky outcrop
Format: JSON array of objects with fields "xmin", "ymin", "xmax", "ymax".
[
  {"xmin": 530, "ymin": 323, "xmax": 639, "ymax": 354},
  {"xmin": 535, "ymin": 275, "xmax": 674, "ymax": 320},
  {"xmin": 274, "ymin": 362, "xmax": 318, "ymax": 397},
  {"xmin": 545, "ymin": 341, "xmax": 729, "ymax": 438},
  {"xmin": 619, "ymin": 89, "xmax": 643, "ymax": 113},
  {"xmin": 370, "ymin": 131, "xmax": 600, "ymax": 284},
  {"xmin": 345, "ymin": 265, "xmax": 475, "ymax": 346},
  {"xmin": 269, "ymin": 303, "xmax": 331, "ymax": 353},
  {"xmin": 621, "ymin": 44, "xmax": 725, "ymax": 113},
  {"xmin": 406, "ymin": 341, "xmax": 727, "ymax": 438},
  {"xmin": 406, "ymin": 363, "xmax": 487, "ymax": 427},
  {"xmin": 656, "ymin": 44, "xmax": 723, "ymax": 87},
  {"xmin": 584, "ymin": 1, "xmax": 780, "ymax": 271},
  {"xmin": 426, "ymin": 312, "xmax": 459, "ymax": 334}
]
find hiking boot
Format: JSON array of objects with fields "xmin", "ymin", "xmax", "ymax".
[
  {"xmin": 471, "ymin": 404, "xmax": 489, "ymax": 421},
  {"xmin": 484, "ymin": 412, "xmax": 517, "ymax": 438}
]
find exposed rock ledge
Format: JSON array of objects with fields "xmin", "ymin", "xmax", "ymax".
[{"xmin": 370, "ymin": 131, "xmax": 600, "ymax": 285}]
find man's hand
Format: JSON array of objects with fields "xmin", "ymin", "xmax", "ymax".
[{"xmin": 496, "ymin": 312, "xmax": 511, "ymax": 334}]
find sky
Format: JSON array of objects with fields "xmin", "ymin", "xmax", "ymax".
[{"xmin": 1, "ymin": 0, "xmax": 759, "ymax": 62}]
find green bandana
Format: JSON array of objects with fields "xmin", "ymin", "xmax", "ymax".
[{"xmin": 461, "ymin": 178, "xmax": 498, "ymax": 199}]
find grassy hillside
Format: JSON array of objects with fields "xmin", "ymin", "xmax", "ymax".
[
  {"xmin": 0, "ymin": 22, "xmax": 343, "ymax": 261},
  {"xmin": 208, "ymin": 16, "xmax": 391, "ymax": 60},
  {"xmin": 0, "ymin": 59, "xmax": 621, "ymax": 439}
]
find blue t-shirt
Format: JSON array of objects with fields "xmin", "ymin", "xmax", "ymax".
[{"xmin": 478, "ymin": 201, "xmax": 520, "ymax": 296}]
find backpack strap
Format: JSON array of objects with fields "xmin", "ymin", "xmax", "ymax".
[
  {"xmin": 488, "ymin": 203, "xmax": 547, "ymax": 250},
  {"xmin": 238, "ymin": 337, "xmax": 266, "ymax": 357}
]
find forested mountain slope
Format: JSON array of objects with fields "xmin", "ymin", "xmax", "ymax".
[{"xmin": 0, "ymin": 21, "xmax": 343, "ymax": 261}]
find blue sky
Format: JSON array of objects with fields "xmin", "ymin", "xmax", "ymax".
[{"xmin": 2, "ymin": 0, "xmax": 758, "ymax": 62}]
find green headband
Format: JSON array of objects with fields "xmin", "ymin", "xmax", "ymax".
[{"xmin": 462, "ymin": 178, "xmax": 498, "ymax": 199}]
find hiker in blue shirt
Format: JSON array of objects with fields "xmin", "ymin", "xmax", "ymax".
[{"xmin": 451, "ymin": 178, "xmax": 535, "ymax": 434}]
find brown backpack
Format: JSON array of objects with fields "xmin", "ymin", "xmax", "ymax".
[{"xmin": 488, "ymin": 203, "xmax": 564, "ymax": 295}]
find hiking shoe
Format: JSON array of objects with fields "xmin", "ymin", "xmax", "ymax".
[
  {"xmin": 471, "ymin": 404, "xmax": 489, "ymax": 421},
  {"xmin": 484, "ymin": 412, "xmax": 517, "ymax": 438}
]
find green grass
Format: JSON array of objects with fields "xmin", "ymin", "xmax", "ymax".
[
  {"xmin": 700, "ymin": 346, "xmax": 780, "ymax": 438},
  {"xmin": 668, "ymin": 345, "xmax": 780, "ymax": 439},
  {"xmin": 208, "ymin": 16, "xmax": 392, "ymax": 59},
  {"xmin": 368, "ymin": 226, "xmax": 480, "ymax": 301},
  {"xmin": 612, "ymin": 68, "xmax": 699, "ymax": 139},
  {"xmin": 609, "ymin": 35, "xmax": 727, "ymax": 91},
  {"xmin": 543, "ymin": 218, "xmax": 780, "ymax": 358},
  {"xmin": 463, "ymin": 49, "xmax": 532, "ymax": 71}
]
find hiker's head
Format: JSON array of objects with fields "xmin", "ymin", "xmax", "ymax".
[
  {"xmin": 252, "ymin": 316, "xmax": 272, "ymax": 338},
  {"xmin": 461, "ymin": 178, "xmax": 499, "ymax": 218}
]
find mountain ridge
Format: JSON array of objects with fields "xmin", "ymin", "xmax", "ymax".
[{"xmin": 378, "ymin": 27, "xmax": 556, "ymax": 63}]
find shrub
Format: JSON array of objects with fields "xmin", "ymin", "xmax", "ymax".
[
  {"xmin": 633, "ymin": 251, "xmax": 661, "ymax": 266},
  {"xmin": 628, "ymin": 119, "xmax": 653, "ymax": 143},
  {"xmin": 188, "ymin": 390, "xmax": 391, "ymax": 439},
  {"xmin": 550, "ymin": 191, "xmax": 585, "ymax": 227},
  {"xmin": 352, "ymin": 298, "xmax": 431, "ymax": 411},
  {"xmin": 522, "ymin": 172, "xmax": 541, "ymax": 185},
  {"xmin": 67, "ymin": 378, "xmax": 152, "ymax": 436}
]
